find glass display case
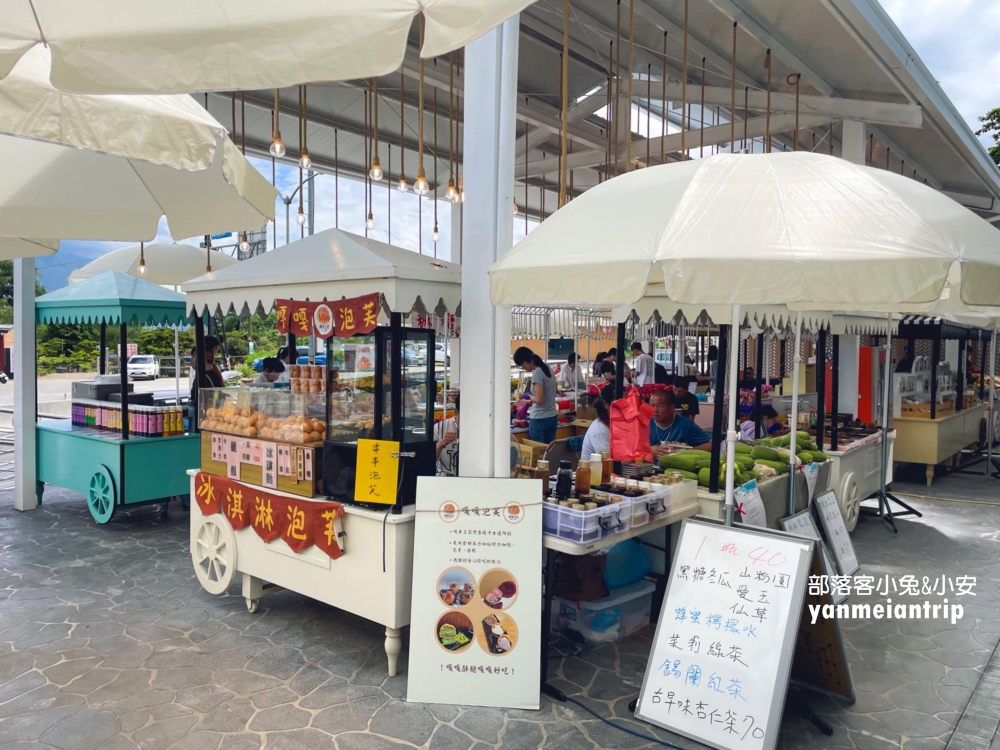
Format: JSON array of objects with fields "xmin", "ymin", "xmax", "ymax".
[
  {"xmin": 322, "ymin": 324, "xmax": 436, "ymax": 509},
  {"xmin": 199, "ymin": 387, "xmax": 327, "ymax": 444}
]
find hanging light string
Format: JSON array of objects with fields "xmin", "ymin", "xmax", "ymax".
[
  {"xmin": 270, "ymin": 89, "xmax": 285, "ymax": 156},
  {"xmin": 334, "ymin": 129, "xmax": 339, "ymax": 229},
  {"xmin": 525, "ymin": 110, "xmax": 529, "ymax": 233},
  {"xmin": 271, "ymin": 108, "xmax": 276, "ymax": 248},
  {"xmin": 699, "ymin": 57, "xmax": 705, "ymax": 156},
  {"xmin": 297, "ymin": 86, "xmax": 305, "ymax": 233},
  {"xmin": 239, "ymin": 92, "xmax": 249, "ymax": 253},
  {"xmin": 414, "ymin": 15, "xmax": 429, "ymax": 196},
  {"xmin": 300, "ymin": 85, "xmax": 311, "ymax": 169},
  {"xmin": 786, "ymin": 73, "xmax": 801, "ymax": 150},
  {"xmin": 138, "ymin": 241, "xmax": 147, "ymax": 276},
  {"xmin": 558, "ymin": 0, "xmax": 570, "ymax": 206},
  {"xmin": 446, "ymin": 54, "xmax": 457, "ymax": 202},
  {"xmin": 398, "ymin": 71, "xmax": 408, "ymax": 192},
  {"xmin": 730, "ymin": 23, "xmax": 737, "ymax": 153},
  {"xmin": 868, "ymin": 133, "xmax": 873, "ymax": 165},
  {"xmin": 830, "ymin": 124, "xmax": 834, "ymax": 156},
  {"xmin": 366, "ymin": 83, "xmax": 375, "ymax": 231},
  {"xmin": 433, "ymin": 62, "xmax": 440, "ymax": 247},
  {"xmin": 388, "ymin": 144, "xmax": 392, "ymax": 242},
  {"xmin": 764, "ymin": 49, "xmax": 772, "ymax": 153},
  {"xmin": 743, "ymin": 87, "xmax": 748, "ymax": 151},
  {"xmin": 606, "ymin": 43, "xmax": 613, "ymax": 179},
  {"xmin": 456, "ymin": 55, "xmax": 463, "ymax": 201},
  {"xmin": 885, "ymin": 146, "xmax": 890, "ymax": 170},
  {"xmin": 370, "ymin": 78, "xmax": 382, "ymax": 181},
  {"xmin": 625, "ymin": 0, "xmax": 634, "ymax": 172},
  {"xmin": 614, "ymin": 0, "xmax": 622, "ymax": 175},
  {"xmin": 661, "ymin": 32, "xmax": 667, "ymax": 164},
  {"xmin": 541, "ymin": 152, "xmax": 546, "ymax": 220},
  {"xmin": 363, "ymin": 85, "xmax": 369, "ymax": 235},
  {"xmin": 681, "ymin": 0, "xmax": 689, "ymax": 159}
]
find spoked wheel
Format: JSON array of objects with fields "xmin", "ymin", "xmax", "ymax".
[
  {"xmin": 192, "ymin": 515, "xmax": 238, "ymax": 595},
  {"xmin": 839, "ymin": 472, "xmax": 860, "ymax": 532},
  {"xmin": 87, "ymin": 465, "xmax": 116, "ymax": 524}
]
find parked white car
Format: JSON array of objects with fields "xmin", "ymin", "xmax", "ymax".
[
  {"xmin": 435, "ymin": 342, "xmax": 451, "ymax": 367},
  {"xmin": 127, "ymin": 354, "xmax": 160, "ymax": 380}
]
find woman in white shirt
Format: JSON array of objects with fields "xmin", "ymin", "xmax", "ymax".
[
  {"xmin": 580, "ymin": 385, "xmax": 614, "ymax": 459},
  {"xmin": 251, "ymin": 358, "xmax": 285, "ymax": 386}
]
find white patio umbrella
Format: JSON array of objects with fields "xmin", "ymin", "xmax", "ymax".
[
  {"xmin": 0, "ymin": 46, "xmax": 276, "ymax": 243},
  {"xmin": 0, "ymin": 237, "xmax": 57, "ymax": 261},
  {"xmin": 2, "ymin": 0, "xmax": 535, "ymax": 94},
  {"xmin": 68, "ymin": 242, "xmax": 241, "ymax": 406},
  {"xmin": 489, "ymin": 151, "xmax": 1000, "ymax": 524}
]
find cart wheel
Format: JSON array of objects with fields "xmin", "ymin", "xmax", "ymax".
[
  {"xmin": 839, "ymin": 472, "xmax": 860, "ymax": 533},
  {"xmin": 192, "ymin": 515, "xmax": 238, "ymax": 595},
  {"xmin": 246, "ymin": 598, "xmax": 260, "ymax": 614},
  {"xmin": 980, "ymin": 418, "xmax": 988, "ymax": 449},
  {"xmin": 87, "ymin": 465, "xmax": 116, "ymax": 524}
]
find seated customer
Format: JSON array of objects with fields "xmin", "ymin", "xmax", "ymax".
[
  {"xmin": 252, "ymin": 358, "xmax": 285, "ymax": 386},
  {"xmin": 580, "ymin": 386, "xmax": 614, "ymax": 459},
  {"xmin": 649, "ymin": 390, "xmax": 712, "ymax": 458},
  {"xmin": 740, "ymin": 405, "xmax": 786, "ymax": 442}
]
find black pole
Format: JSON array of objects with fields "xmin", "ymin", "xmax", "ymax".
[
  {"xmin": 120, "ymin": 322, "xmax": 130, "ymax": 440},
  {"xmin": 614, "ymin": 323, "xmax": 626, "ymax": 401},
  {"xmin": 956, "ymin": 337, "xmax": 965, "ymax": 413},
  {"xmin": 390, "ymin": 312, "xmax": 403, "ymax": 515},
  {"xmin": 287, "ymin": 332, "xmax": 297, "ymax": 362},
  {"xmin": 931, "ymin": 333, "xmax": 940, "ymax": 420},
  {"xmin": 816, "ymin": 329, "xmax": 827, "ymax": 450},
  {"xmin": 709, "ymin": 325, "xmax": 729, "ymax": 494},
  {"xmin": 193, "ymin": 316, "xmax": 206, "ymax": 433},
  {"xmin": 754, "ymin": 333, "xmax": 764, "ymax": 438},
  {"xmin": 99, "ymin": 322, "xmax": 107, "ymax": 375},
  {"xmin": 831, "ymin": 335, "xmax": 840, "ymax": 451},
  {"xmin": 980, "ymin": 331, "xmax": 988, "ymax": 402}
]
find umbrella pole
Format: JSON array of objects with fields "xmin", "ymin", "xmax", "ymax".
[
  {"xmin": 724, "ymin": 304, "xmax": 741, "ymax": 527},
  {"xmin": 989, "ymin": 328, "xmax": 996, "ymax": 476},
  {"xmin": 174, "ymin": 327, "xmax": 180, "ymax": 406},
  {"xmin": 788, "ymin": 312, "xmax": 802, "ymax": 515}
]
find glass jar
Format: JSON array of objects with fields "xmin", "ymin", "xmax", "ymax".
[{"xmin": 575, "ymin": 464, "xmax": 592, "ymax": 495}]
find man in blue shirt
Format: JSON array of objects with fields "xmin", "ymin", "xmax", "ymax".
[{"xmin": 649, "ymin": 390, "xmax": 712, "ymax": 458}]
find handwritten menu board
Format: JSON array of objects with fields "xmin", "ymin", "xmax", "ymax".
[
  {"xmin": 779, "ymin": 510, "xmax": 846, "ymax": 606},
  {"xmin": 636, "ymin": 519, "xmax": 813, "ymax": 750},
  {"xmin": 814, "ymin": 492, "xmax": 859, "ymax": 576}
]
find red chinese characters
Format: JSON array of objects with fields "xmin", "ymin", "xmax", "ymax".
[{"xmin": 273, "ymin": 293, "xmax": 380, "ymax": 339}]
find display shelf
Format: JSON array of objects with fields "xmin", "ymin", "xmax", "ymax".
[{"xmin": 37, "ymin": 418, "xmax": 192, "ymax": 445}]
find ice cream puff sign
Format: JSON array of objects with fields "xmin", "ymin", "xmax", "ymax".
[
  {"xmin": 408, "ymin": 477, "xmax": 542, "ymax": 710},
  {"xmin": 275, "ymin": 293, "xmax": 381, "ymax": 339}
]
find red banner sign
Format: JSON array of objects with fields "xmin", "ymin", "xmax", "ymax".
[
  {"xmin": 194, "ymin": 472, "xmax": 345, "ymax": 560},
  {"xmin": 274, "ymin": 293, "xmax": 380, "ymax": 340}
]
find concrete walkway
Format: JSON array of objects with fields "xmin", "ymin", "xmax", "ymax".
[{"xmin": 1, "ymin": 483, "xmax": 999, "ymax": 749}]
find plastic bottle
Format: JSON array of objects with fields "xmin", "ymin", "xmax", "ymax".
[
  {"xmin": 589, "ymin": 453, "xmax": 603, "ymax": 486},
  {"xmin": 601, "ymin": 451, "xmax": 612, "ymax": 486},
  {"xmin": 555, "ymin": 460, "xmax": 573, "ymax": 501},
  {"xmin": 536, "ymin": 460, "xmax": 550, "ymax": 498}
]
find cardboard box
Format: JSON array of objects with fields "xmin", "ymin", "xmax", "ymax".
[
  {"xmin": 516, "ymin": 438, "xmax": 549, "ymax": 470},
  {"xmin": 575, "ymin": 405, "xmax": 597, "ymax": 420},
  {"xmin": 570, "ymin": 418, "xmax": 593, "ymax": 436}
]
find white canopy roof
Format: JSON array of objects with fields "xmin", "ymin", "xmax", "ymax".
[
  {"xmin": 69, "ymin": 243, "xmax": 239, "ymax": 287},
  {"xmin": 182, "ymin": 227, "xmax": 461, "ymax": 318}
]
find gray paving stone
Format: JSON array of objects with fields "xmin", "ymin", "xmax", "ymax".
[
  {"xmin": 0, "ymin": 706, "xmax": 81, "ymax": 742},
  {"xmin": 300, "ymin": 679, "xmax": 383, "ymax": 710},
  {"xmin": 260, "ymin": 729, "xmax": 336, "ymax": 750},
  {"xmin": 877, "ymin": 708, "xmax": 952, "ymax": 738},
  {"xmin": 498, "ymin": 719, "xmax": 546, "ymax": 750},
  {"xmin": 217, "ymin": 735, "xmax": 262, "ymax": 750},
  {"xmin": 151, "ymin": 666, "xmax": 214, "ymax": 690},
  {"xmin": 335, "ymin": 733, "xmax": 413, "ymax": 750},
  {"xmin": 212, "ymin": 669, "xmax": 283, "ymax": 695},
  {"xmin": 290, "ymin": 665, "xmax": 331, "ymax": 696},
  {"xmin": 369, "ymin": 700, "xmax": 438, "ymax": 746},
  {"xmin": 311, "ymin": 695, "xmax": 387, "ymax": 734},
  {"xmin": 250, "ymin": 686, "xmax": 300, "ymax": 710},
  {"xmin": 39, "ymin": 710, "xmax": 118, "ymax": 750},
  {"xmin": 130, "ymin": 715, "xmax": 200, "ymax": 750},
  {"xmin": 455, "ymin": 707, "xmax": 506, "ymax": 744},
  {"xmin": 165, "ymin": 730, "xmax": 223, "ymax": 750},
  {"xmin": 428, "ymin": 725, "xmax": 476, "ymax": 750},
  {"xmin": 198, "ymin": 698, "xmax": 254, "ymax": 732},
  {"xmin": 87, "ymin": 670, "xmax": 153, "ymax": 705},
  {"xmin": 249, "ymin": 704, "xmax": 312, "ymax": 731}
]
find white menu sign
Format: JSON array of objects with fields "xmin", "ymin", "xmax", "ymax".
[
  {"xmin": 814, "ymin": 491, "xmax": 860, "ymax": 576},
  {"xmin": 636, "ymin": 519, "xmax": 813, "ymax": 750},
  {"xmin": 407, "ymin": 477, "xmax": 542, "ymax": 710},
  {"xmin": 778, "ymin": 510, "xmax": 846, "ymax": 606}
]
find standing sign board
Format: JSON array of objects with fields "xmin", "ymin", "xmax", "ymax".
[
  {"xmin": 779, "ymin": 510, "xmax": 846, "ymax": 606},
  {"xmin": 635, "ymin": 519, "xmax": 814, "ymax": 750},
  {"xmin": 408, "ymin": 477, "xmax": 542, "ymax": 710},
  {"xmin": 814, "ymin": 491, "xmax": 860, "ymax": 576}
]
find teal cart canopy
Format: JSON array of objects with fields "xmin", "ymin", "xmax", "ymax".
[{"xmin": 35, "ymin": 269, "xmax": 189, "ymax": 326}]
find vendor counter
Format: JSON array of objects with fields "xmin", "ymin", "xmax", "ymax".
[
  {"xmin": 893, "ymin": 403, "xmax": 987, "ymax": 486},
  {"xmin": 696, "ymin": 461, "xmax": 833, "ymax": 530},
  {"xmin": 823, "ymin": 434, "xmax": 894, "ymax": 531}
]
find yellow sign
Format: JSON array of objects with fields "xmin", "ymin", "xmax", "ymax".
[{"xmin": 354, "ymin": 439, "xmax": 400, "ymax": 505}]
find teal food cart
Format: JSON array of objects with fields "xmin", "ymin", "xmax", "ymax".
[{"xmin": 34, "ymin": 271, "xmax": 201, "ymax": 523}]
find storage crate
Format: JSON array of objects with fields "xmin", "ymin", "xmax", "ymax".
[{"xmin": 551, "ymin": 579, "xmax": 656, "ymax": 646}]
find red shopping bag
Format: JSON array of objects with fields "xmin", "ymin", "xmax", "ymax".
[{"xmin": 610, "ymin": 389, "xmax": 653, "ymax": 462}]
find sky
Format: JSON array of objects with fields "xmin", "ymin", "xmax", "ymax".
[{"xmin": 33, "ymin": 0, "xmax": 997, "ymax": 291}]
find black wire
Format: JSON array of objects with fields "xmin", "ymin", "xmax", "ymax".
[{"xmin": 564, "ymin": 696, "xmax": 689, "ymax": 750}]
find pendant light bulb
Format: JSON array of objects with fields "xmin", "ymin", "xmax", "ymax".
[
  {"xmin": 298, "ymin": 148, "xmax": 312, "ymax": 169},
  {"xmin": 270, "ymin": 132, "xmax": 285, "ymax": 157},
  {"xmin": 413, "ymin": 168, "xmax": 429, "ymax": 196},
  {"xmin": 296, "ymin": 207, "xmax": 306, "ymax": 226},
  {"xmin": 137, "ymin": 258, "xmax": 148, "ymax": 276},
  {"xmin": 445, "ymin": 178, "xmax": 457, "ymax": 202},
  {"xmin": 433, "ymin": 225, "xmax": 440, "ymax": 242},
  {"xmin": 239, "ymin": 232, "xmax": 250, "ymax": 252},
  {"xmin": 137, "ymin": 242, "xmax": 148, "ymax": 276},
  {"xmin": 369, "ymin": 155, "xmax": 383, "ymax": 182},
  {"xmin": 398, "ymin": 174, "xmax": 409, "ymax": 193},
  {"xmin": 366, "ymin": 213, "xmax": 375, "ymax": 230}
]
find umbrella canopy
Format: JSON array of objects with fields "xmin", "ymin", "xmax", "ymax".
[
  {"xmin": 2, "ymin": 0, "xmax": 534, "ymax": 94},
  {"xmin": 0, "ymin": 46, "xmax": 276, "ymax": 244},
  {"xmin": 36, "ymin": 270, "xmax": 188, "ymax": 326},
  {"xmin": 68, "ymin": 243, "xmax": 239, "ymax": 287},
  {"xmin": 0, "ymin": 237, "xmax": 57, "ymax": 261},
  {"xmin": 488, "ymin": 152, "xmax": 1000, "ymax": 312}
]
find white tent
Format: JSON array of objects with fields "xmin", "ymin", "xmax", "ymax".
[
  {"xmin": 69, "ymin": 243, "xmax": 239, "ymax": 287},
  {"xmin": 182, "ymin": 227, "xmax": 461, "ymax": 319}
]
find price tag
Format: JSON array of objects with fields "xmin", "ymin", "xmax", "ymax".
[
  {"xmin": 803, "ymin": 463, "xmax": 819, "ymax": 504},
  {"xmin": 735, "ymin": 480, "xmax": 767, "ymax": 527}
]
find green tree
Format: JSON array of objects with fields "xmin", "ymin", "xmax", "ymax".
[
  {"xmin": 0, "ymin": 260, "xmax": 46, "ymax": 300},
  {"xmin": 977, "ymin": 108, "xmax": 1000, "ymax": 166}
]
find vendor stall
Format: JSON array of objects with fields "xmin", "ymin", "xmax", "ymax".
[
  {"xmin": 34, "ymin": 271, "xmax": 199, "ymax": 523},
  {"xmin": 892, "ymin": 316, "xmax": 988, "ymax": 485},
  {"xmin": 181, "ymin": 227, "xmax": 460, "ymax": 675}
]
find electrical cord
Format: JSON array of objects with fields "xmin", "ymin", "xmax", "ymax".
[{"xmin": 564, "ymin": 695, "xmax": 688, "ymax": 750}]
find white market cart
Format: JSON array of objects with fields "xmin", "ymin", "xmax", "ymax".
[{"xmin": 183, "ymin": 228, "xmax": 462, "ymax": 676}]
